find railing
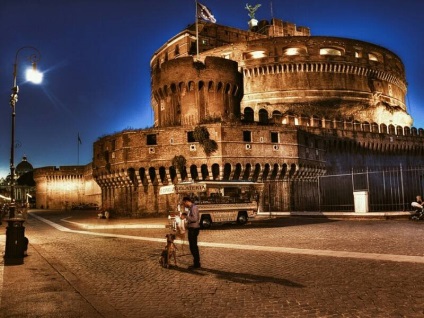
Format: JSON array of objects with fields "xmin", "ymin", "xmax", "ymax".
[{"xmin": 262, "ymin": 166, "xmax": 424, "ymax": 212}]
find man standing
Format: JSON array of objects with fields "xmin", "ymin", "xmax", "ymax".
[{"xmin": 182, "ymin": 196, "xmax": 201, "ymax": 269}]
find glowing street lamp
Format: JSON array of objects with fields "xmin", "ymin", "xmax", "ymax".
[
  {"xmin": 5, "ymin": 46, "xmax": 42, "ymax": 260},
  {"xmin": 8, "ymin": 46, "xmax": 42, "ymax": 219},
  {"xmin": 26, "ymin": 64, "xmax": 43, "ymax": 84}
]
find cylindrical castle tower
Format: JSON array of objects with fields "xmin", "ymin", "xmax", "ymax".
[
  {"xmin": 151, "ymin": 56, "xmax": 243, "ymax": 127},
  {"xmin": 204, "ymin": 36, "xmax": 413, "ymax": 127}
]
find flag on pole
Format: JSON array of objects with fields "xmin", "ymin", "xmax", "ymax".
[
  {"xmin": 197, "ymin": 2, "xmax": 216, "ymax": 23},
  {"xmin": 78, "ymin": 133, "xmax": 82, "ymax": 144}
]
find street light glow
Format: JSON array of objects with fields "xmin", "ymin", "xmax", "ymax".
[{"xmin": 26, "ymin": 65, "xmax": 43, "ymax": 84}]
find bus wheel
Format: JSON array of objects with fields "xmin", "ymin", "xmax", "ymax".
[
  {"xmin": 237, "ymin": 212, "xmax": 248, "ymax": 225},
  {"xmin": 200, "ymin": 216, "xmax": 212, "ymax": 229}
]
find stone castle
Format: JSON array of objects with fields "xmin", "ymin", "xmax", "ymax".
[{"xmin": 34, "ymin": 16, "xmax": 424, "ymax": 214}]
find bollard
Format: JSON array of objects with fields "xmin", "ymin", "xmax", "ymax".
[{"xmin": 5, "ymin": 218, "xmax": 26, "ymax": 259}]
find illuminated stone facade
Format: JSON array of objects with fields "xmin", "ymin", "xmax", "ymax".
[
  {"xmin": 33, "ymin": 164, "xmax": 100, "ymax": 210},
  {"xmin": 35, "ymin": 18, "xmax": 424, "ymax": 214}
]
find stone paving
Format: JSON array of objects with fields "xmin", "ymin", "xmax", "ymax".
[{"xmin": 1, "ymin": 210, "xmax": 423, "ymax": 317}]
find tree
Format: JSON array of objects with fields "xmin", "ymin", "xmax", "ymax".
[
  {"xmin": 193, "ymin": 126, "xmax": 218, "ymax": 156},
  {"xmin": 172, "ymin": 155, "xmax": 187, "ymax": 180}
]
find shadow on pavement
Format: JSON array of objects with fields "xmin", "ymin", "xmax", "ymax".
[
  {"xmin": 203, "ymin": 216, "xmax": 337, "ymax": 231},
  {"xmin": 3, "ymin": 257, "xmax": 24, "ymax": 266},
  {"xmin": 170, "ymin": 266, "xmax": 304, "ymax": 288}
]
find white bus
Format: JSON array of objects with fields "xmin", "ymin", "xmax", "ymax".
[{"xmin": 170, "ymin": 180, "xmax": 264, "ymax": 229}]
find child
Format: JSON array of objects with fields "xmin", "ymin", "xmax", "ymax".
[{"xmin": 175, "ymin": 212, "xmax": 188, "ymax": 250}]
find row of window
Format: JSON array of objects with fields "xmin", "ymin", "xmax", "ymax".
[
  {"xmin": 243, "ymin": 48, "xmax": 385, "ymax": 62},
  {"xmin": 143, "ymin": 123, "xmax": 423, "ymax": 147},
  {"xmin": 146, "ymin": 131, "xmax": 280, "ymax": 146}
]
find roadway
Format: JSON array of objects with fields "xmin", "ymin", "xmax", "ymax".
[{"xmin": 1, "ymin": 209, "xmax": 423, "ymax": 317}]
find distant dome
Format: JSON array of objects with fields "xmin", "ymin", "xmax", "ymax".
[{"xmin": 16, "ymin": 156, "xmax": 34, "ymax": 175}]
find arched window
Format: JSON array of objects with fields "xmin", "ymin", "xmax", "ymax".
[
  {"xmin": 139, "ymin": 168, "xmax": 148, "ymax": 186},
  {"xmin": 169, "ymin": 166, "xmax": 177, "ymax": 184},
  {"xmin": 299, "ymin": 114, "xmax": 309, "ymax": 126},
  {"xmin": 159, "ymin": 166, "xmax": 167, "ymax": 184},
  {"xmin": 262, "ymin": 164, "xmax": 270, "ymax": 181},
  {"xmin": 208, "ymin": 81, "xmax": 214, "ymax": 92},
  {"xmin": 190, "ymin": 165, "xmax": 198, "ymax": 181},
  {"xmin": 411, "ymin": 127, "xmax": 418, "ymax": 136},
  {"xmin": 201, "ymin": 164, "xmax": 209, "ymax": 180},
  {"xmin": 225, "ymin": 83, "xmax": 231, "ymax": 94},
  {"xmin": 280, "ymin": 164, "xmax": 287, "ymax": 179},
  {"xmin": 252, "ymin": 163, "xmax": 261, "ymax": 182},
  {"xmin": 353, "ymin": 120, "xmax": 362, "ymax": 131},
  {"xmin": 217, "ymin": 82, "xmax": 223, "ymax": 92},
  {"xmin": 362, "ymin": 122, "xmax": 371, "ymax": 132},
  {"xmin": 368, "ymin": 52, "xmax": 381, "ymax": 62},
  {"xmin": 232, "ymin": 163, "xmax": 241, "ymax": 180},
  {"xmin": 371, "ymin": 123, "xmax": 379, "ymax": 133},
  {"xmin": 179, "ymin": 82, "xmax": 186, "ymax": 92},
  {"xmin": 127, "ymin": 168, "xmax": 136, "ymax": 186},
  {"xmin": 148, "ymin": 167, "xmax": 157, "ymax": 185},
  {"xmin": 380, "ymin": 124, "xmax": 388, "ymax": 134},
  {"xmin": 244, "ymin": 107, "xmax": 254, "ymax": 122},
  {"xmin": 198, "ymin": 81, "xmax": 204, "ymax": 91},
  {"xmin": 259, "ymin": 109, "xmax": 269, "ymax": 124},
  {"xmin": 212, "ymin": 164, "xmax": 220, "ymax": 180},
  {"xmin": 311, "ymin": 115, "xmax": 321, "ymax": 127},
  {"xmin": 289, "ymin": 164, "xmax": 297, "ymax": 177},
  {"xmin": 270, "ymin": 164, "xmax": 279, "ymax": 180},
  {"xmin": 223, "ymin": 163, "xmax": 231, "ymax": 180},
  {"xmin": 244, "ymin": 50, "xmax": 267, "ymax": 59},
  {"xmin": 272, "ymin": 110, "xmax": 282, "ymax": 124},
  {"xmin": 243, "ymin": 163, "xmax": 251, "ymax": 180},
  {"xmin": 180, "ymin": 165, "xmax": 188, "ymax": 181},
  {"xmin": 320, "ymin": 48, "xmax": 342, "ymax": 56},
  {"xmin": 283, "ymin": 47, "xmax": 307, "ymax": 56}
]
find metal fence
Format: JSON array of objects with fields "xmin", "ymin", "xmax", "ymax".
[{"xmin": 262, "ymin": 166, "xmax": 424, "ymax": 212}]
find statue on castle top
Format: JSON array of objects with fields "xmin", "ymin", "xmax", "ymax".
[{"xmin": 245, "ymin": 3, "xmax": 261, "ymax": 20}]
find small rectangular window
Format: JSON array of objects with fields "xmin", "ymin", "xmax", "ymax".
[
  {"xmin": 111, "ymin": 140, "xmax": 116, "ymax": 151},
  {"xmin": 243, "ymin": 131, "xmax": 252, "ymax": 142},
  {"xmin": 147, "ymin": 134, "xmax": 157, "ymax": 146},
  {"xmin": 270, "ymin": 132, "xmax": 279, "ymax": 143},
  {"xmin": 187, "ymin": 131, "xmax": 196, "ymax": 142}
]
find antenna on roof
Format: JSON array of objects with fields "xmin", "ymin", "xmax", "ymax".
[
  {"xmin": 270, "ymin": 1, "xmax": 275, "ymax": 36},
  {"xmin": 270, "ymin": 1, "xmax": 274, "ymax": 18}
]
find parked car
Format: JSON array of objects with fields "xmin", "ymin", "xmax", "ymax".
[{"xmin": 71, "ymin": 203, "xmax": 100, "ymax": 210}]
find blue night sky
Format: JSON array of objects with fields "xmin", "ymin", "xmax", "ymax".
[{"xmin": 0, "ymin": 0, "xmax": 423, "ymax": 177}]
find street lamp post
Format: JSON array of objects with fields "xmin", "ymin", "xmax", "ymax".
[
  {"xmin": 8, "ymin": 46, "xmax": 42, "ymax": 219},
  {"xmin": 5, "ymin": 46, "xmax": 42, "ymax": 260}
]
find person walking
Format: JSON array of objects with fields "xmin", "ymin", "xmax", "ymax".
[{"xmin": 182, "ymin": 196, "xmax": 201, "ymax": 269}]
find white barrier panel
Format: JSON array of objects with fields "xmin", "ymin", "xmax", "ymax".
[{"xmin": 354, "ymin": 191, "xmax": 369, "ymax": 213}]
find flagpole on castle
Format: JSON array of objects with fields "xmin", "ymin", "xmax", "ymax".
[
  {"xmin": 195, "ymin": 2, "xmax": 216, "ymax": 60},
  {"xmin": 195, "ymin": 0, "xmax": 199, "ymax": 60},
  {"xmin": 77, "ymin": 133, "xmax": 81, "ymax": 165}
]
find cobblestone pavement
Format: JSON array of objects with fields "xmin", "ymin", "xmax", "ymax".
[{"xmin": 1, "ymin": 210, "xmax": 424, "ymax": 317}]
